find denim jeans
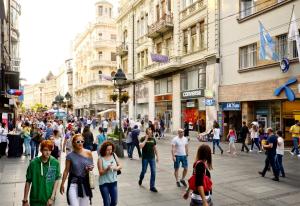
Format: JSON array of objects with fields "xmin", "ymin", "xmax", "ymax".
[
  {"xmin": 99, "ymin": 182, "xmax": 118, "ymax": 206},
  {"xmin": 251, "ymin": 138, "xmax": 261, "ymax": 151},
  {"xmin": 30, "ymin": 140, "xmax": 39, "ymax": 160},
  {"xmin": 131, "ymin": 142, "xmax": 142, "ymax": 158},
  {"xmin": 212, "ymin": 139, "xmax": 223, "ymax": 153},
  {"xmin": 139, "ymin": 158, "xmax": 156, "ymax": 189},
  {"xmin": 276, "ymin": 154, "xmax": 285, "ymax": 177},
  {"xmin": 262, "ymin": 155, "xmax": 279, "ymax": 178},
  {"xmin": 291, "ymin": 137, "xmax": 299, "ymax": 155},
  {"xmin": 190, "ymin": 198, "xmax": 213, "ymax": 206},
  {"xmin": 24, "ymin": 138, "xmax": 31, "ymax": 155},
  {"xmin": 126, "ymin": 143, "xmax": 133, "ymax": 158}
]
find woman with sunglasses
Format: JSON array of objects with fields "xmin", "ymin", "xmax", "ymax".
[
  {"xmin": 60, "ymin": 134, "xmax": 94, "ymax": 206},
  {"xmin": 98, "ymin": 141, "xmax": 122, "ymax": 206}
]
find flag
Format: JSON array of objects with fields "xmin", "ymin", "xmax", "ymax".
[
  {"xmin": 287, "ymin": 9, "xmax": 300, "ymax": 62},
  {"xmin": 259, "ymin": 21, "xmax": 278, "ymax": 61}
]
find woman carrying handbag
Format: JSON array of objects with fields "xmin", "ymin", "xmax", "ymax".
[{"xmin": 98, "ymin": 141, "xmax": 122, "ymax": 206}]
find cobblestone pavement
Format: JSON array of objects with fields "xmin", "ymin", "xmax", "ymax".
[{"xmin": 1, "ymin": 133, "xmax": 300, "ymax": 206}]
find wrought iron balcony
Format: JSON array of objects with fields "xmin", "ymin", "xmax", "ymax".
[
  {"xmin": 144, "ymin": 56, "xmax": 181, "ymax": 77},
  {"xmin": 116, "ymin": 42, "xmax": 128, "ymax": 56},
  {"xmin": 147, "ymin": 13, "xmax": 174, "ymax": 39}
]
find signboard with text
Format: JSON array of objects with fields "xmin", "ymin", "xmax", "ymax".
[
  {"xmin": 181, "ymin": 89, "xmax": 204, "ymax": 99},
  {"xmin": 222, "ymin": 102, "xmax": 241, "ymax": 111}
]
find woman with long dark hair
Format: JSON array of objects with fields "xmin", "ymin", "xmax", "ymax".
[
  {"xmin": 82, "ymin": 125, "xmax": 94, "ymax": 151},
  {"xmin": 184, "ymin": 144, "xmax": 213, "ymax": 206}
]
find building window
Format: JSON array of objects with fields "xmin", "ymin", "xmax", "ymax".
[
  {"xmin": 200, "ymin": 21, "xmax": 205, "ymax": 49},
  {"xmin": 155, "ymin": 80, "xmax": 160, "ymax": 95},
  {"xmin": 98, "ymin": 51, "xmax": 103, "ymax": 60},
  {"xmin": 239, "ymin": 43, "xmax": 257, "ymax": 69},
  {"xmin": 98, "ymin": 6, "xmax": 103, "ymax": 16},
  {"xmin": 183, "ymin": 29, "xmax": 188, "ymax": 54},
  {"xmin": 156, "ymin": 42, "xmax": 162, "ymax": 54},
  {"xmin": 182, "ymin": 0, "xmax": 187, "ymax": 9},
  {"xmin": 109, "ymin": 8, "xmax": 112, "ymax": 18},
  {"xmin": 167, "ymin": 77, "xmax": 172, "ymax": 93},
  {"xmin": 111, "ymin": 34, "xmax": 116, "ymax": 40},
  {"xmin": 276, "ymin": 33, "xmax": 299, "ymax": 60},
  {"xmin": 141, "ymin": 51, "xmax": 145, "ymax": 70},
  {"xmin": 187, "ymin": 69, "xmax": 198, "ymax": 90},
  {"xmin": 98, "ymin": 33, "xmax": 102, "ymax": 40},
  {"xmin": 166, "ymin": 38, "xmax": 173, "ymax": 56},
  {"xmin": 240, "ymin": 0, "xmax": 253, "ymax": 18},
  {"xmin": 111, "ymin": 52, "xmax": 116, "ymax": 61},
  {"xmin": 191, "ymin": 26, "xmax": 197, "ymax": 52},
  {"xmin": 145, "ymin": 49, "xmax": 148, "ymax": 67},
  {"xmin": 180, "ymin": 65, "xmax": 206, "ymax": 91},
  {"xmin": 141, "ymin": 17, "xmax": 144, "ymax": 36},
  {"xmin": 155, "ymin": 77, "xmax": 173, "ymax": 95},
  {"xmin": 137, "ymin": 20, "xmax": 140, "ymax": 37}
]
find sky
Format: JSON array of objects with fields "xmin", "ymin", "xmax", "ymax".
[{"xmin": 19, "ymin": 0, "xmax": 118, "ymax": 85}]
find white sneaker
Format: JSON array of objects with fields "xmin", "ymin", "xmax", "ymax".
[
  {"xmin": 258, "ymin": 150, "xmax": 262, "ymax": 153},
  {"xmin": 290, "ymin": 152, "xmax": 295, "ymax": 156},
  {"xmin": 249, "ymin": 150, "xmax": 253, "ymax": 152},
  {"xmin": 297, "ymin": 154, "xmax": 300, "ymax": 158}
]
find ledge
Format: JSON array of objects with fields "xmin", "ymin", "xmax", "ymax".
[{"xmin": 237, "ymin": 0, "xmax": 294, "ymax": 23}]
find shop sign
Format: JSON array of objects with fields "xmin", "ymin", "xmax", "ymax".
[
  {"xmin": 186, "ymin": 101, "xmax": 195, "ymax": 108},
  {"xmin": 205, "ymin": 98, "xmax": 215, "ymax": 106},
  {"xmin": 274, "ymin": 77, "xmax": 298, "ymax": 102},
  {"xmin": 181, "ymin": 89, "xmax": 204, "ymax": 99},
  {"xmin": 155, "ymin": 94, "xmax": 172, "ymax": 102},
  {"xmin": 280, "ymin": 58, "xmax": 290, "ymax": 73},
  {"xmin": 222, "ymin": 102, "xmax": 241, "ymax": 111}
]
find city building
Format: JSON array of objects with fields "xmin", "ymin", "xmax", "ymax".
[
  {"xmin": 0, "ymin": 0, "xmax": 21, "ymax": 123},
  {"xmin": 116, "ymin": 0, "xmax": 220, "ymax": 132},
  {"xmin": 73, "ymin": 0, "xmax": 117, "ymax": 117},
  {"xmin": 219, "ymin": 0, "xmax": 300, "ymax": 141}
]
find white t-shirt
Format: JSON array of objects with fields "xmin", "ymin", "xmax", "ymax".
[
  {"xmin": 54, "ymin": 137, "xmax": 62, "ymax": 151},
  {"xmin": 213, "ymin": 128, "xmax": 220, "ymax": 140},
  {"xmin": 276, "ymin": 136, "xmax": 284, "ymax": 155},
  {"xmin": 58, "ymin": 125, "xmax": 65, "ymax": 138},
  {"xmin": 102, "ymin": 120, "xmax": 109, "ymax": 129},
  {"xmin": 171, "ymin": 136, "xmax": 188, "ymax": 156},
  {"xmin": 87, "ymin": 119, "xmax": 92, "ymax": 125}
]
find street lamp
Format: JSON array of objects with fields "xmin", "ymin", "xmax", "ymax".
[
  {"xmin": 54, "ymin": 94, "xmax": 64, "ymax": 119},
  {"xmin": 65, "ymin": 92, "xmax": 72, "ymax": 118},
  {"xmin": 112, "ymin": 68, "xmax": 127, "ymax": 158}
]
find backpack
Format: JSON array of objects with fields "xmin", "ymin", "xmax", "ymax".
[{"xmin": 188, "ymin": 160, "xmax": 212, "ymax": 192}]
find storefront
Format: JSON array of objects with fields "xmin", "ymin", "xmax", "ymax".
[
  {"xmin": 220, "ymin": 102, "xmax": 242, "ymax": 137},
  {"xmin": 180, "ymin": 89, "xmax": 206, "ymax": 132},
  {"xmin": 155, "ymin": 94, "xmax": 172, "ymax": 131}
]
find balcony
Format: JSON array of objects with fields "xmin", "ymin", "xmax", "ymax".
[
  {"xmin": 180, "ymin": 0, "xmax": 206, "ymax": 21},
  {"xmin": 93, "ymin": 39, "xmax": 115, "ymax": 49},
  {"xmin": 144, "ymin": 56, "xmax": 181, "ymax": 77},
  {"xmin": 116, "ymin": 43, "xmax": 128, "ymax": 56},
  {"xmin": 75, "ymin": 79, "xmax": 113, "ymax": 92},
  {"xmin": 147, "ymin": 13, "xmax": 174, "ymax": 39},
  {"xmin": 88, "ymin": 59, "xmax": 117, "ymax": 69}
]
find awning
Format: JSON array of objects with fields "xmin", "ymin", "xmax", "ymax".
[{"xmin": 97, "ymin": 109, "xmax": 116, "ymax": 116}]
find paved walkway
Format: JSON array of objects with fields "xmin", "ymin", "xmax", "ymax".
[{"xmin": 0, "ymin": 136, "xmax": 300, "ymax": 206}]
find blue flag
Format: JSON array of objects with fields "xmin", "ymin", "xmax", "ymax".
[{"xmin": 259, "ymin": 21, "xmax": 278, "ymax": 61}]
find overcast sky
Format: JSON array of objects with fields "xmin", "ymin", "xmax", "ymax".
[{"xmin": 19, "ymin": 0, "xmax": 118, "ymax": 84}]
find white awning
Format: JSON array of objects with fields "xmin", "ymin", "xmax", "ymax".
[{"xmin": 97, "ymin": 109, "xmax": 116, "ymax": 115}]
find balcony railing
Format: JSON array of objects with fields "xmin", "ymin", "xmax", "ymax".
[
  {"xmin": 144, "ymin": 56, "xmax": 181, "ymax": 77},
  {"xmin": 11, "ymin": 58, "xmax": 20, "ymax": 71},
  {"xmin": 147, "ymin": 13, "xmax": 174, "ymax": 39},
  {"xmin": 88, "ymin": 59, "xmax": 117, "ymax": 69},
  {"xmin": 180, "ymin": 0, "xmax": 205, "ymax": 20},
  {"xmin": 116, "ymin": 42, "xmax": 128, "ymax": 56}
]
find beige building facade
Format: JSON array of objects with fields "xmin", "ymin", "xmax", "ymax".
[
  {"xmin": 73, "ymin": 0, "xmax": 117, "ymax": 117},
  {"xmin": 117, "ymin": 0, "xmax": 220, "ymax": 132},
  {"xmin": 219, "ymin": 0, "xmax": 300, "ymax": 141}
]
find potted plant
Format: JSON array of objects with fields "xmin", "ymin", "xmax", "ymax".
[
  {"xmin": 109, "ymin": 94, "xmax": 118, "ymax": 102},
  {"xmin": 120, "ymin": 92, "xmax": 130, "ymax": 103}
]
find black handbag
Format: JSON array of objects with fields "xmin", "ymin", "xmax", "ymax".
[{"xmin": 113, "ymin": 153, "xmax": 121, "ymax": 175}]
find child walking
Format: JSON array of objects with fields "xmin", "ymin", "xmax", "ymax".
[
  {"xmin": 276, "ymin": 130, "xmax": 285, "ymax": 177},
  {"xmin": 227, "ymin": 125, "xmax": 237, "ymax": 155}
]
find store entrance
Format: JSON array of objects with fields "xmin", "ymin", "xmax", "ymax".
[{"xmin": 282, "ymin": 101, "xmax": 300, "ymax": 143}]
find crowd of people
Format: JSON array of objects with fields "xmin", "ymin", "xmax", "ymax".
[{"xmin": 0, "ymin": 111, "xmax": 299, "ymax": 206}]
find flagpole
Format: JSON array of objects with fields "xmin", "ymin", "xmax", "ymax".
[{"xmin": 287, "ymin": 5, "xmax": 295, "ymax": 41}]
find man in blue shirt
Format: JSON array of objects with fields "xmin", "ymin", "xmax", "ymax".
[
  {"xmin": 44, "ymin": 122, "xmax": 54, "ymax": 140},
  {"xmin": 258, "ymin": 128, "xmax": 279, "ymax": 181}
]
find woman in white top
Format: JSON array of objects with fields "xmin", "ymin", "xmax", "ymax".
[
  {"xmin": 250, "ymin": 125, "xmax": 261, "ymax": 152},
  {"xmin": 276, "ymin": 130, "xmax": 285, "ymax": 177},
  {"xmin": 212, "ymin": 121, "xmax": 223, "ymax": 155},
  {"xmin": 0, "ymin": 123, "xmax": 8, "ymax": 157},
  {"xmin": 53, "ymin": 129, "xmax": 62, "ymax": 157}
]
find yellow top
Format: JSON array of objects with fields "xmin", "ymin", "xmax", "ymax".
[{"xmin": 290, "ymin": 125, "xmax": 300, "ymax": 137}]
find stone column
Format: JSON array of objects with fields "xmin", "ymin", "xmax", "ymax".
[
  {"xmin": 172, "ymin": 73, "xmax": 181, "ymax": 132},
  {"xmin": 148, "ymin": 80, "xmax": 155, "ymax": 122}
]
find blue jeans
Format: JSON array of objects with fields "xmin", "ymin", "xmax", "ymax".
[
  {"xmin": 30, "ymin": 140, "xmax": 39, "ymax": 160},
  {"xmin": 212, "ymin": 139, "xmax": 223, "ymax": 153},
  {"xmin": 139, "ymin": 158, "xmax": 156, "ymax": 189},
  {"xmin": 24, "ymin": 138, "xmax": 31, "ymax": 155},
  {"xmin": 126, "ymin": 143, "xmax": 133, "ymax": 158},
  {"xmin": 251, "ymin": 138, "xmax": 261, "ymax": 151},
  {"xmin": 262, "ymin": 155, "xmax": 279, "ymax": 178},
  {"xmin": 99, "ymin": 182, "xmax": 118, "ymax": 206},
  {"xmin": 276, "ymin": 154, "xmax": 285, "ymax": 177},
  {"xmin": 291, "ymin": 137, "xmax": 299, "ymax": 155}
]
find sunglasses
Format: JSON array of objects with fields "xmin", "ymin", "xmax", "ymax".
[{"xmin": 76, "ymin": 140, "xmax": 84, "ymax": 144}]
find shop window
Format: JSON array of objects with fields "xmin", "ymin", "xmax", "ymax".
[{"xmin": 239, "ymin": 43, "xmax": 257, "ymax": 69}]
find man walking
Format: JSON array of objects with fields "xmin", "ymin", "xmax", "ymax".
[
  {"xmin": 139, "ymin": 128, "xmax": 159, "ymax": 192},
  {"xmin": 289, "ymin": 120, "xmax": 300, "ymax": 157},
  {"xmin": 240, "ymin": 121, "xmax": 249, "ymax": 152},
  {"xmin": 131, "ymin": 125, "xmax": 142, "ymax": 158},
  {"xmin": 258, "ymin": 128, "xmax": 279, "ymax": 181},
  {"xmin": 22, "ymin": 140, "xmax": 60, "ymax": 206},
  {"xmin": 171, "ymin": 129, "xmax": 188, "ymax": 187}
]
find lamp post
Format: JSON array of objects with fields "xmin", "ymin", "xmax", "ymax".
[
  {"xmin": 112, "ymin": 68, "xmax": 127, "ymax": 158},
  {"xmin": 65, "ymin": 92, "xmax": 72, "ymax": 119}
]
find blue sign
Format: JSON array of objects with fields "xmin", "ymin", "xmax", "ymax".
[
  {"xmin": 274, "ymin": 77, "xmax": 298, "ymax": 102},
  {"xmin": 205, "ymin": 98, "xmax": 215, "ymax": 106},
  {"xmin": 222, "ymin": 102, "xmax": 241, "ymax": 111},
  {"xmin": 280, "ymin": 58, "xmax": 289, "ymax": 73},
  {"xmin": 150, "ymin": 53, "xmax": 169, "ymax": 63}
]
